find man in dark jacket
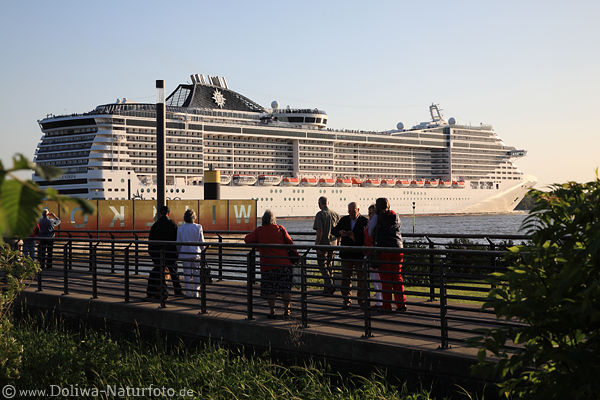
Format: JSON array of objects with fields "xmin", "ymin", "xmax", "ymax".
[
  {"xmin": 373, "ymin": 197, "xmax": 407, "ymax": 312},
  {"xmin": 38, "ymin": 209, "xmax": 61, "ymax": 270},
  {"xmin": 332, "ymin": 202, "xmax": 369, "ymax": 308},
  {"xmin": 146, "ymin": 205, "xmax": 183, "ymax": 299}
]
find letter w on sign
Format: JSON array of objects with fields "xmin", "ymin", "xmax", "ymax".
[{"xmin": 233, "ymin": 204, "xmax": 251, "ymax": 224}]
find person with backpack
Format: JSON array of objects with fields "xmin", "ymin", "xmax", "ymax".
[{"xmin": 373, "ymin": 198, "xmax": 407, "ymax": 312}]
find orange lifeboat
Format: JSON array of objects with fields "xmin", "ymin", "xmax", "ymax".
[
  {"xmin": 336, "ymin": 178, "xmax": 352, "ymax": 187},
  {"xmin": 410, "ymin": 179, "xmax": 424, "ymax": 188},
  {"xmin": 282, "ymin": 177, "xmax": 299, "ymax": 186},
  {"xmin": 424, "ymin": 179, "xmax": 439, "ymax": 188},
  {"xmin": 396, "ymin": 179, "xmax": 410, "ymax": 187},
  {"xmin": 452, "ymin": 180, "xmax": 465, "ymax": 189},
  {"xmin": 439, "ymin": 180, "xmax": 452, "ymax": 188},
  {"xmin": 300, "ymin": 177, "xmax": 318, "ymax": 186},
  {"xmin": 351, "ymin": 178, "xmax": 363, "ymax": 186},
  {"xmin": 318, "ymin": 178, "xmax": 335, "ymax": 187},
  {"xmin": 362, "ymin": 179, "xmax": 380, "ymax": 187},
  {"xmin": 381, "ymin": 179, "xmax": 395, "ymax": 188}
]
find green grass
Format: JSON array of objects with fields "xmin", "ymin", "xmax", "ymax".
[{"xmin": 8, "ymin": 316, "xmax": 442, "ymax": 399}]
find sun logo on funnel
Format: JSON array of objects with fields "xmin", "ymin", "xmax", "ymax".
[{"xmin": 212, "ymin": 89, "xmax": 226, "ymax": 108}]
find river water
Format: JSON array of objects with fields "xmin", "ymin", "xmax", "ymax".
[{"xmin": 278, "ymin": 212, "xmax": 529, "ymax": 235}]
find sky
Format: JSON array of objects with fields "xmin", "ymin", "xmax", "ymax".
[{"xmin": 0, "ymin": 1, "xmax": 598, "ymax": 188}]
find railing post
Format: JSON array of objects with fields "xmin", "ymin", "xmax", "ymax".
[
  {"xmin": 487, "ymin": 238, "xmax": 497, "ymax": 290},
  {"xmin": 300, "ymin": 254, "xmax": 308, "ymax": 328},
  {"xmin": 200, "ymin": 249, "xmax": 208, "ymax": 314},
  {"xmin": 68, "ymin": 236, "xmax": 73, "ymax": 270},
  {"xmin": 218, "ymin": 234, "xmax": 223, "ymax": 281},
  {"xmin": 439, "ymin": 257, "xmax": 449, "ymax": 349},
  {"xmin": 427, "ymin": 237, "xmax": 435, "ymax": 302},
  {"xmin": 63, "ymin": 243, "xmax": 69, "ymax": 295},
  {"xmin": 246, "ymin": 248, "xmax": 255, "ymax": 320},
  {"xmin": 91, "ymin": 243, "xmax": 98, "ymax": 299},
  {"xmin": 134, "ymin": 234, "xmax": 140, "ymax": 275},
  {"xmin": 124, "ymin": 247, "xmax": 130, "ymax": 302},
  {"xmin": 362, "ymin": 257, "xmax": 372, "ymax": 338},
  {"xmin": 110, "ymin": 233, "xmax": 116, "ymax": 274},
  {"xmin": 88, "ymin": 234, "xmax": 93, "ymax": 272},
  {"xmin": 37, "ymin": 241, "xmax": 42, "ymax": 291},
  {"xmin": 160, "ymin": 247, "xmax": 166, "ymax": 308}
]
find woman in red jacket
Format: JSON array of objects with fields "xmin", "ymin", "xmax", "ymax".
[{"xmin": 245, "ymin": 210, "xmax": 299, "ymax": 319}]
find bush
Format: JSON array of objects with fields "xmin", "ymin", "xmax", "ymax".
[
  {"xmin": 0, "ymin": 244, "xmax": 39, "ymax": 381},
  {"xmin": 472, "ymin": 172, "xmax": 600, "ymax": 399}
]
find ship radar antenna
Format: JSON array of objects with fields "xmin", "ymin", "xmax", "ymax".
[{"xmin": 429, "ymin": 104, "xmax": 444, "ymax": 122}]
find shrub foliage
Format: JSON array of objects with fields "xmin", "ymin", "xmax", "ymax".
[{"xmin": 472, "ymin": 172, "xmax": 600, "ymax": 399}]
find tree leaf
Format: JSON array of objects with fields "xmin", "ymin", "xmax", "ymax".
[{"xmin": 0, "ymin": 179, "xmax": 45, "ymax": 237}]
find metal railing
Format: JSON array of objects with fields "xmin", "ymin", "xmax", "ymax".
[{"xmin": 20, "ymin": 233, "xmax": 528, "ymax": 350}]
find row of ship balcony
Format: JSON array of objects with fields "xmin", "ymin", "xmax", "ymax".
[{"xmin": 188, "ymin": 175, "xmax": 466, "ymax": 189}]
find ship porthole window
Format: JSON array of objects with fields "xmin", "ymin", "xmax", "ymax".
[
  {"xmin": 176, "ymin": 189, "xmax": 179, "ymax": 193},
  {"xmin": 121, "ymin": 179, "xmax": 125, "ymax": 183},
  {"xmin": 140, "ymin": 189, "xmax": 144, "ymax": 193},
  {"xmin": 182, "ymin": 189, "xmax": 185, "ymax": 193},
  {"xmin": 170, "ymin": 189, "xmax": 174, "ymax": 193},
  {"xmin": 153, "ymin": 188, "xmax": 156, "ymax": 193}
]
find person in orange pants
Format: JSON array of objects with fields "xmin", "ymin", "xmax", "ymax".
[{"xmin": 373, "ymin": 197, "xmax": 407, "ymax": 312}]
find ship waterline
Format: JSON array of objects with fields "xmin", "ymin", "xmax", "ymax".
[{"xmin": 34, "ymin": 73, "xmax": 535, "ymax": 217}]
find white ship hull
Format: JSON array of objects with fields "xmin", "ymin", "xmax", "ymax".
[{"xmin": 57, "ymin": 170, "xmax": 534, "ymax": 217}]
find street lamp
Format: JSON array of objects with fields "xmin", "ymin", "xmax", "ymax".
[
  {"xmin": 412, "ymin": 202, "xmax": 416, "ymax": 234},
  {"xmin": 156, "ymin": 80, "xmax": 166, "ymax": 210}
]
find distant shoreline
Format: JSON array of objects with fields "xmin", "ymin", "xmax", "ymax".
[{"xmin": 279, "ymin": 211, "xmax": 528, "ymax": 220}]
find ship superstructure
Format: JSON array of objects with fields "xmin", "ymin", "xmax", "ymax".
[{"xmin": 34, "ymin": 74, "xmax": 536, "ymax": 216}]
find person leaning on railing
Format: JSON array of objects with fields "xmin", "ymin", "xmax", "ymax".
[{"xmin": 244, "ymin": 210, "xmax": 299, "ymax": 319}]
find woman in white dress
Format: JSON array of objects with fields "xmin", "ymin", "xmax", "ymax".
[{"xmin": 176, "ymin": 209, "xmax": 205, "ymax": 297}]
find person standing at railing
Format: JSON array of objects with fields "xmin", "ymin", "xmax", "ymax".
[
  {"xmin": 244, "ymin": 210, "xmax": 299, "ymax": 319},
  {"xmin": 176, "ymin": 209, "xmax": 205, "ymax": 298},
  {"xmin": 147, "ymin": 205, "xmax": 183, "ymax": 299},
  {"xmin": 38, "ymin": 209, "xmax": 61, "ymax": 270},
  {"xmin": 364, "ymin": 204, "xmax": 384, "ymax": 309},
  {"xmin": 313, "ymin": 196, "xmax": 340, "ymax": 295},
  {"xmin": 373, "ymin": 198, "xmax": 407, "ymax": 312},
  {"xmin": 332, "ymin": 202, "xmax": 369, "ymax": 309}
]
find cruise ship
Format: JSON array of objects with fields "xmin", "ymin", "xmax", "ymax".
[{"xmin": 34, "ymin": 73, "xmax": 536, "ymax": 217}]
